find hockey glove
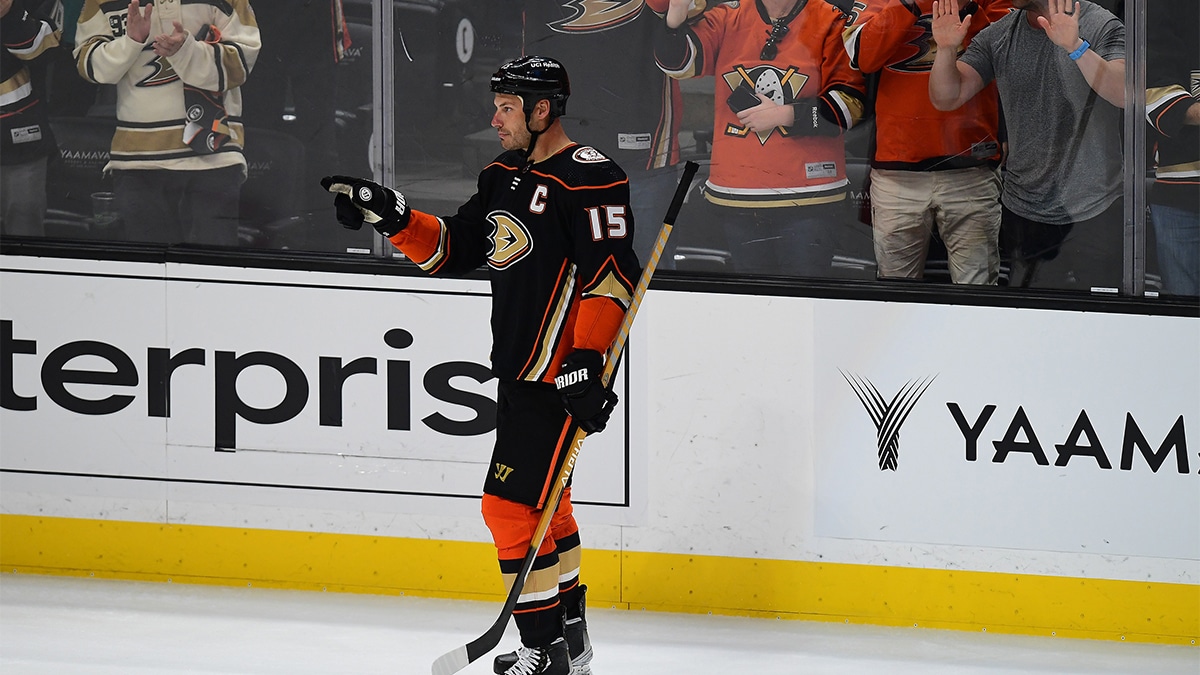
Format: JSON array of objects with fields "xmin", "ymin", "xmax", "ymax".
[
  {"xmin": 320, "ymin": 175, "xmax": 411, "ymax": 237},
  {"xmin": 555, "ymin": 350, "xmax": 618, "ymax": 434},
  {"xmin": 791, "ymin": 98, "xmax": 842, "ymax": 136}
]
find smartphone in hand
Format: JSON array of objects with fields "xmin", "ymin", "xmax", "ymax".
[{"xmin": 727, "ymin": 82, "xmax": 762, "ymax": 113}]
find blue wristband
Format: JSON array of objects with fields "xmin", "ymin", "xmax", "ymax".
[{"xmin": 1068, "ymin": 39, "xmax": 1090, "ymax": 61}]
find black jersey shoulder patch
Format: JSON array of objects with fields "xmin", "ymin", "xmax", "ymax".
[{"xmin": 571, "ymin": 146, "xmax": 610, "ymax": 164}]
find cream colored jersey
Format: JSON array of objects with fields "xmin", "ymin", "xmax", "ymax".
[{"xmin": 74, "ymin": 0, "xmax": 260, "ymax": 173}]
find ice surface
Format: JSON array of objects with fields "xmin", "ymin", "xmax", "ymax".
[{"xmin": 1, "ymin": 574, "xmax": 1195, "ymax": 674}]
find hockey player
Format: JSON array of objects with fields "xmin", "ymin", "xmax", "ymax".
[
  {"xmin": 322, "ymin": 56, "xmax": 640, "ymax": 675},
  {"xmin": 521, "ymin": 0, "xmax": 686, "ymax": 265}
]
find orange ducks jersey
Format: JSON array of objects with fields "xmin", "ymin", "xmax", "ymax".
[
  {"xmin": 842, "ymin": 0, "xmax": 1012, "ymax": 170},
  {"xmin": 656, "ymin": 0, "xmax": 867, "ymax": 207}
]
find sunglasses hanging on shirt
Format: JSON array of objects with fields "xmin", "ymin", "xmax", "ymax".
[
  {"xmin": 760, "ymin": 20, "xmax": 789, "ymax": 60},
  {"xmin": 759, "ymin": 0, "xmax": 809, "ymax": 61}
]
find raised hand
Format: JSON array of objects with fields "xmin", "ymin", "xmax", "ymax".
[
  {"xmin": 931, "ymin": 0, "xmax": 971, "ymax": 52},
  {"xmin": 1036, "ymin": 0, "xmax": 1082, "ymax": 52},
  {"xmin": 666, "ymin": 0, "xmax": 691, "ymax": 29},
  {"xmin": 153, "ymin": 21, "xmax": 187, "ymax": 57},
  {"xmin": 126, "ymin": 0, "xmax": 153, "ymax": 44}
]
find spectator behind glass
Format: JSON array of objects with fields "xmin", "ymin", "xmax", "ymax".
[
  {"xmin": 1, "ymin": 0, "xmax": 62, "ymax": 237},
  {"xmin": 72, "ymin": 0, "xmax": 260, "ymax": 246},
  {"xmin": 42, "ymin": 0, "xmax": 98, "ymax": 116},
  {"xmin": 656, "ymin": 0, "xmax": 868, "ymax": 277},
  {"xmin": 240, "ymin": 0, "xmax": 349, "ymax": 238},
  {"xmin": 930, "ymin": 0, "xmax": 1125, "ymax": 292},
  {"xmin": 1145, "ymin": 0, "xmax": 1199, "ymax": 298},
  {"xmin": 844, "ymin": 0, "xmax": 1011, "ymax": 284},
  {"xmin": 522, "ymin": 0, "xmax": 685, "ymax": 264}
]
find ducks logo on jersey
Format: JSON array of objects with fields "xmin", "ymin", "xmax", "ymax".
[
  {"xmin": 721, "ymin": 65, "xmax": 809, "ymax": 143},
  {"xmin": 488, "ymin": 210, "xmax": 534, "ymax": 269}
]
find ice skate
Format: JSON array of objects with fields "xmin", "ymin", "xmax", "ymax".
[
  {"xmin": 562, "ymin": 585, "xmax": 592, "ymax": 674},
  {"xmin": 495, "ymin": 586, "xmax": 592, "ymax": 674},
  {"xmin": 494, "ymin": 637, "xmax": 570, "ymax": 675}
]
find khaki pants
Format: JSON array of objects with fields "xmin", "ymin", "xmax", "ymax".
[{"xmin": 870, "ymin": 166, "xmax": 1001, "ymax": 284}]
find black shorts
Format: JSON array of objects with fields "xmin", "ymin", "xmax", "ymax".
[{"xmin": 484, "ymin": 380, "xmax": 576, "ymax": 508}]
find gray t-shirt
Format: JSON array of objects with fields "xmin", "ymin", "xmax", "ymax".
[{"xmin": 960, "ymin": 1, "xmax": 1124, "ymax": 224}]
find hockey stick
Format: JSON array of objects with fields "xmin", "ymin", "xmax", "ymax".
[{"xmin": 431, "ymin": 160, "xmax": 699, "ymax": 675}]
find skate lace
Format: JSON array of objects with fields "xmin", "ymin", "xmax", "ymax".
[{"xmin": 504, "ymin": 646, "xmax": 547, "ymax": 675}]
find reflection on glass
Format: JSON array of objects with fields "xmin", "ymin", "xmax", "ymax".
[
  {"xmin": 58, "ymin": 0, "xmax": 262, "ymax": 247},
  {"xmin": 241, "ymin": 1, "xmax": 355, "ymax": 252},
  {"xmin": 925, "ymin": 0, "xmax": 1127, "ymax": 293},
  {"xmin": 652, "ymin": 0, "xmax": 871, "ymax": 280},
  {"xmin": 1145, "ymin": 0, "xmax": 1199, "ymax": 298},
  {"xmin": 0, "ymin": 0, "xmax": 58, "ymax": 239},
  {"xmin": 12, "ymin": 0, "xmax": 1188, "ymax": 299},
  {"xmin": 844, "ymin": 0, "xmax": 1008, "ymax": 286}
]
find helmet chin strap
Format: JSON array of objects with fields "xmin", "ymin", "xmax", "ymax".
[{"xmin": 520, "ymin": 108, "xmax": 542, "ymax": 173}]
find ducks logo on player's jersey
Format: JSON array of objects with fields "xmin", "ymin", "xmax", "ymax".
[
  {"xmin": 488, "ymin": 210, "xmax": 534, "ymax": 269},
  {"xmin": 721, "ymin": 65, "xmax": 809, "ymax": 143}
]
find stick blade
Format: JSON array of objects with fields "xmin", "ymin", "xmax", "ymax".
[{"xmin": 431, "ymin": 646, "xmax": 470, "ymax": 675}]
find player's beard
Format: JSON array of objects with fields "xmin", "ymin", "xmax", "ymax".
[{"xmin": 500, "ymin": 123, "xmax": 532, "ymax": 152}]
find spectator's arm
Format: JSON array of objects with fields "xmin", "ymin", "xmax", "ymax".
[
  {"xmin": 1145, "ymin": 6, "xmax": 1198, "ymax": 134},
  {"xmin": 1036, "ymin": 0, "xmax": 1123, "ymax": 108},
  {"xmin": 1060, "ymin": 47, "xmax": 1124, "ymax": 108},
  {"xmin": 654, "ymin": 0, "xmax": 715, "ymax": 80},
  {"xmin": 2, "ymin": 0, "xmax": 61, "ymax": 62},
  {"xmin": 928, "ymin": 52, "xmax": 984, "ymax": 110},
  {"xmin": 822, "ymin": 16, "xmax": 869, "ymax": 130},
  {"xmin": 1147, "ymin": 85, "xmax": 1197, "ymax": 136},
  {"xmin": 665, "ymin": 0, "xmax": 690, "ymax": 29},
  {"xmin": 928, "ymin": 0, "xmax": 985, "ymax": 110},
  {"xmin": 164, "ymin": 0, "xmax": 260, "ymax": 91},
  {"xmin": 842, "ymin": 0, "xmax": 925, "ymax": 73},
  {"xmin": 73, "ymin": 0, "xmax": 145, "ymax": 84}
]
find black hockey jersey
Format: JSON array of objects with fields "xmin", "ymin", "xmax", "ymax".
[
  {"xmin": 1, "ymin": 0, "xmax": 60, "ymax": 166},
  {"xmin": 389, "ymin": 144, "xmax": 642, "ymax": 383}
]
